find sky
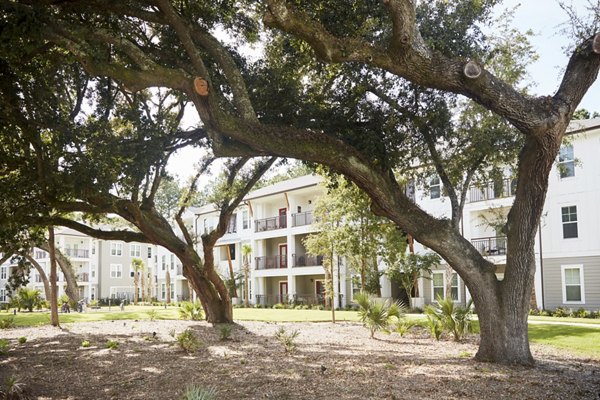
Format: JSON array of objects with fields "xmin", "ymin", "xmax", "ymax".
[{"xmin": 167, "ymin": 1, "xmax": 600, "ymax": 181}]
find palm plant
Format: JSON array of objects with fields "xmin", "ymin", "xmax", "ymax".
[
  {"xmin": 16, "ymin": 288, "xmax": 43, "ymax": 312},
  {"xmin": 425, "ymin": 296, "xmax": 474, "ymax": 341},
  {"xmin": 354, "ymin": 292, "xmax": 404, "ymax": 338},
  {"xmin": 178, "ymin": 301, "xmax": 204, "ymax": 321}
]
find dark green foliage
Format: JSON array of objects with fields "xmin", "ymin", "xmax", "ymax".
[
  {"xmin": 0, "ymin": 317, "xmax": 16, "ymax": 329},
  {"xmin": 177, "ymin": 329, "xmax": 202, "ymax": 353},
  {"xmin": 274, "ymin": 327, "xmax": 300, "ymax": 353},
  {"xmin": 425, "ymin": 297, "xmax": 474, "ymax": 341},
  {"xmin": 178, "ymin": 302, "xmax": 204, "ymax": 321},
  {"xmin": 182, "ymin": 385, "xmax": 217, "ymax": 400},
  {"xmin": 355, "ymin": 292, "xmax": 404, "ymax": 338}
]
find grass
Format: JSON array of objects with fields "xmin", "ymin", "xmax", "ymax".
[
  {"xmin": 528, "ymin": 315, "xmax": 600, "ymax": 325},
  {"xmin": 1, "ymin": 306, "xmax": 598, "ymax": 358}
]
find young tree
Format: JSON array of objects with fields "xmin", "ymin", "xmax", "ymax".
[
  {"xmin": 131, "ymin": 258, "xmax": 145, "ymax": 305},
  {"xmin": 386, "ymin": 253, "xmax": 441, "ymax": 309},
  {"xmin": 1, "ymin": 0, "xmax": 599, "ymax": 364}
]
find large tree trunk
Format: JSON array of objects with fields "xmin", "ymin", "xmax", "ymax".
[
  {"xmin": 165, "ymin": 270, "xmax": 171, "ymax": 304},
  {"xmin": 47, "ymin": 227, "xmax": 59, "ymax": 327},
  {"xmin": 39, "ymin": 242, "xmax": 80, "ymax": 304}
]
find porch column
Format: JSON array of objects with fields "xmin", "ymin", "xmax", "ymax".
[
  {"xmin": 338, "ymin": 256, "xmax": 347, "ymax": 307},
  {"xmin": 287, "ymin": 233, "xmax": 295, "ymax": 303}
]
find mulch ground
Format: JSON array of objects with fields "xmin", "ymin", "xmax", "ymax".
[{"xmin": 1, "ymin": 320, "xmax": 599, "ymax": 399}]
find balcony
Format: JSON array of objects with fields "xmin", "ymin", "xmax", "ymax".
[
  {"xmin": 467, "ymin": 179, "xmax": 516, "ymax": 203},
  {"xmin": 77, "ymin": 273, "xmax": 89, "ymax": 282},
  {"xmin": 293, "ymin": 253, "xmax": 324, "ymax": 267},
  {"xmin": 255, "ymin": 294, "xmax": 288, "ymax": 305},
  {"xmin": 255, "ymin": 255, "xmax": 287, "ymax": 270},
  {"xmin": 292, "ymin": 211, "xmax": 313, "ymax": 227},
  {"xmin": 64, "ymin": 248, "xmax": 90, "ymax": 258},
  {"xmin": 471, "ymin": 236, "xmax": 507, "ymax": 256},
  {"xmin": 255, "ymin": 215, "xmax": 287, "ymax": 232}
]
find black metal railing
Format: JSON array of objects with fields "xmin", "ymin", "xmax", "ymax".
[
  {"xmin": 292, "ymin": 253, "xmax": 324, "ymax": 267},
  {"xmin": 471, "ymin": 236, "xmax": 507, "ymax": 255},
  {"xmin": 255, "ymin": 255, "xmax": 287, "ymax": 270},
  {"xmin": 77, "ymin": 273, "xmax": 89, "ymax": 282},
  {"xmin": 467, "ymin": 179, "xmax": 516, "ymax": 203},
  {"xmin": 255, "ymin": 294, "xmax": 289, "ymax": 306},
  {"xmin": 292, "ymin": 211, "xmax": 313, "ymax": 227},
  {"xmin": 64, "ymin": 248, "xmax": 90, "ymax": 258},
  {"xmin": 255, "ymin": 214, "xmax": 287, "ymax": 232},
  {"xmin": 290, "ymin": 293, "xmax": 326, "ymax": 306}
]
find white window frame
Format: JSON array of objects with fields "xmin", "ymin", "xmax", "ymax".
[
  {"xmin": 561, "ymin": 205, "xmax": 578, "ymax": 239},
  {"xmin": 0, "ymin": 288, "xmax": 5, "ymax": 302},
  {"xmin": 110, "ymin": 264, "xmax": 123, "ymax": 279},
  {"xmin": 431, "ymin": 271, "xmax": 461, "ymax": 302},
  {"xmin": 558, "ymin": 145, "xmax": 575, "ymax": 178},
  {"xmin": 147, "ymin": 247, "xmax": 152, "ymax": 259},
  {"xmin": 430, "ymin": 177, "xmax": 441, "ymax": 199},
  {"xmin": 161, "ymin": 255, "xmax": 166, "ymax": 271},
  {"xmin": 110, "ymin": 242, "xmax": 123, "ymax": 256},
  {"xmin": 242, "ymin": 210, "xmax": 249, "ymax": 230},
  {"xmin": 130, "ymin": 244, "xmax": 141, "ymax": 257},
  {"xmin": 170, "ymin": 283, "xmax": 175, "ymax": 300},
  {"xmin": 161, "ymin": 283, "xmax": 166, "ymax": 300},
  {"xmin": 561, "ymin": 265, "xmax": 585, "ymax": 304},
  {"xmin": 0, "ymin": 267, "xmax": 6, "ymax": 280}
]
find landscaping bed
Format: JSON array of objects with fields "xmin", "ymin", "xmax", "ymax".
[{"xmin": 1, "ymin": 320, "xmax": 598, "ymax": 399}]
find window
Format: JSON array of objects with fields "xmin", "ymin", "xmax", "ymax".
[
  {"xmin": 242, "ymin": 210, "xmax": 249, "ymax": 230},
  {"xmin": 110, "ymin": 264, "xmax": 122, "ymax": 278},
  {"xmin": 170, "ymin": 283, "xmax": 175, "ymax": 300},
  {"xmin": 558, "ymin": 145, "xmax": 575, "ymax": 178},
  {"xmin": 227, "ymin": 213, "xmax": 237, "ymax": 234},
  {"xmin": 92, "ymin": 243, "xmax": 96, "ymax": 255},
  {"xmin": 170, "ymin": 254, "xmax": 175, "ymax": 269},
  {"xmin": 229, "ymin": 244, "xmax": 236, "ymax": 261},
  {"xmin": 161, "ymin": 283, "xmax": 166, "ymax": 300},
  {"xmin": 562, "ymin": 206, "xmax": 578, "ymax": 239},
  {"xmin": 110, "ymin": 242, "xmax": 123, "ymax": 256},
  {"xmin": 562, "ymin": 265, "xmax": 584, "ymax": 304},
  {"xmin": 0, "ymin": 267, "xmax": 6, "ymax": 280},
  {"xmin": 130, "ymin": 244, "xmax": 141, "ymax": 257},
  {"xmin": 430, "ymin": 177, "xmax": 441, "ymax": 199},
  {"xmin": 432, "ymin": 272, "xmax": 459, "ymax": 301},
  {"xmin": 0, "ymin": 288, "xmax": 5, "ymax": 302},
  {"xmin": 432, "ymin": 273, "xmax": 444, "ymax": 300},
  {"xmin": 147, "ymin": 247, "xmax": 152, "ymax": 259},
  {"xmin": 161, "ymin": 255, "xmax": 166, "ymax": 271}
]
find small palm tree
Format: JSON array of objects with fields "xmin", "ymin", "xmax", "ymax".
[
  {"xmin": 131, "ymin": 258, "xmax": 145, "ymax": 305},
  {"xmin": 17, "ymin": 288, "xmax": 43, "ymax": 312},
  {"xmin": 241, "ymin": 244, "xmax": 252, "ymax": 307},
  {"xmin": 425, "ymin": 296, "xmax": 474, "ymax": 341},
  {"xmin": 354, "ymin": 292, "xmax": 404, "ymax": 338}
]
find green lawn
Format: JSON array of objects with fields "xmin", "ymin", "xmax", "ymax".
[
  {"xmin": 1, "ymin": 307, "xmax": 598, "ymax": 359},
  {"xmin": 528, "ymin": 315, "xmax": 600, "ymax": 325}
]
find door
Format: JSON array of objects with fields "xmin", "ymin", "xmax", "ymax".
[
  {"xmin": 279, "ymin": 281, "xmax": 288, "ymax": 303},
  {"xmin": 279, "ymin": 244, "xmax": 288, "ymax": 268},
  {"xmin": 279, "ymin": 208, "xmax": 287, "ymax": 228}
]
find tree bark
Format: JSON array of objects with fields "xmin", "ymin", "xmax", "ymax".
[
  {"xmin": 38, "ymin": 242, "xmax": 80, "ymax": 304},
  {"xmin": 165, "ymin": 270, "xmax": 171, "ymax": 304},
  {"xmin": 47, "ymin": 227, "xmax": 59, "ymax": 327},
  {"xmin": 24, "ymin": 255, "xmax": 51, "ymax": 302}
]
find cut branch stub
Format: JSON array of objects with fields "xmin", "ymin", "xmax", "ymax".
[
  {"xmin": 463, "ymin": 61, "xmax": 482, "ymax": 79},
  {"xmin": 194, "ymin": 77, "xmax": 209, "ymax": 96},
  {"xmin": 593, "ymin": 33, "xmax": 600, "ymax": 54}
]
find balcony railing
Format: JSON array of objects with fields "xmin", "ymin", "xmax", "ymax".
[
  {"xmin": 255, "ymin": 294, "xmax": 289, "ymax": 305},
  {"xmin": 255, "ymin": 215, "xmax": 287, "ymax": 232},
  {"xmin": 293, "ymin": 253, "xmax": 324, "ymax": 267},
  {"xmin": 77, "ymin": 273, "xmax": 89, "ymax": 282},
  {"xmin": 64, "ymin": 248, "xmax": 90, "ymax": 258},
  {"xmin": 467, "ymin": 179, "xmax": 516, "ymax": 203},
  {"xmin": 292, "ymin": 211, "xmax": 313, "ymax": 227},
  {"xmin": 471, "ymin": 236, "xmax": 507, "ymax": 256},
  {"xmin": 255, "ymin": 255, "xmax": 287, "ymax": 270}
]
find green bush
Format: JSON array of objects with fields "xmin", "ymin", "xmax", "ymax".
[
  {"xmin": 274, "ymin": 327, "xmax": 300, "ymax": 353},
  {"xmin": 394, "ymin": 320, "xmax": 414, "ymax": 337},
  {"xmin": 178, "ymin": 301, "xmax": 204, "ymax": 321},
  {"xmin": 106, "ymin": 340, "xmax": 119, "ymax": 350},
  {"xmin": 17, "ymin": 337, "xmax": 26, "ymax": 344},
  {"xmin": 177, "ymin": 329, "xmax": 202, "ymax": 353},
  {"xmin": 571, "ymin": 308, "xmax": 590, "ymax": 318},
  {"xmin": 355, "ymin": 292, "xmax": 404, "ymax": 338},
  {"xmin": 425, "ymin": 315, "xmax": 443, "ymax": 340},
  {"xmin": 219, "ymin": 325, "xmax": 232, "ymax": 341},
  {"xmin": 0, "ymin": 377, "xmax": 31, "ymax": 400},
  {"xmin": 553, "ymin": 306, "xmax": 570, "ymax": 317},
  {"xmin": 16, "ymin": 288, "xmax": 43, "ymax": 312},
  {"xmin": 182, "ymin": 385, "xmax": 216, "ymax": 400},
  {"xmin": 147, "ymin": 309, "xmax": 158, "ymax": 321},
  {"xmin": 272, "ymin": 303, "xmax": 285, "ymax": 309},
  {"xmin": 589, "ymin": 310, "xmax": 600, "ymax": 319},
  {"xmin": 0, "ymin": 317, "xmax": 16, "ymax": 329},
  {"xmin": 425, "ymin": 297, "xmax": 474, "ymax": 342},
  {"xmin": 81, "ymin": 340, "xmax": 91, "ymax": 348},
  {"xmin": 0, "ymin": 339, "xmax": 9, "ymax": 355}
]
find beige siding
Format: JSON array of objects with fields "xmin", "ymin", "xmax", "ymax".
[{"xmin": 542, "ymin": 256, "xmax": 600, "ymax": 310}]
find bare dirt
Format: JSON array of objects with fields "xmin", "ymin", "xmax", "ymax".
[{"xmin": 1, "ymin": 320, "xmax": 599, "ymax": 400}]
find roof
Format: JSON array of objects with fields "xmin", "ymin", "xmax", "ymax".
[{"xmin": 567, "ymin": 118, "xmax": 600, "ymax": 134}]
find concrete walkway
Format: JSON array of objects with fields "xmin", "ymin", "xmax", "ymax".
[{"xmin": 527, "ymin": 319, "xmax": 600, "ymax": 328}]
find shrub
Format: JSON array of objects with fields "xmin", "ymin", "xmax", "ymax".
[
  {"xmin": 81, "ymin": 340, "xmax": 91, "ymax": 348},
  {"xmin": 18, "ymin": 337, "xmax": 26, "ymax": 344},
  {"xmin": 425, "ymin": 315, "xmax": 443, "ymax": 340},
  {"xmin": 106, "ymin": 340, "xmax": 119, "ymax": 350},
  {"xmin": 553, "ymin": 306, "xmax": 570, "ymax": 317},
  {"xmin": 394, "ymin": 320, "xmax": 414, "ymax": 337},
  {"xmin": 16, "ymin": 288, "xmax": 43, "ymax": 312},
  {"xmin": 147, "ymin": 309, "xmax": 158, "ymax": 321},
  {"xmin": 589, "ymin": 310, "xmax": 600, "ymax": 319},
  {"xmin": 354, "ymin": 292, "xmax": 404, "ymax": 338},
  {"xmin": 425, "ymin": 297, "xmax": 474, "ymax": 342},
  {"xmin": 272, "ymin": 303, "xmax": 285, "ymax": 309},
  {"xmin": 0, "ymin": 339, "xmax": 9, "ymax": 355},
  {"xmin": 274, "ymin": 327, "xmax": 300, "ymax": 353},
  {"xmin": 0, "ymin": 377, "xmax": 31, "ymax": 400},
  {"xmin": 529, "ymin": 308, "xmax": 540, "ymax": 316},
  {"xmin": 179, "ymin": 302, "xmax": 204, "ymax": 321},
  {"xmin": 182, "ymin": 385, "xmax": 217, "ymax": 400},
  {"xmin": 177, "ymin": 329, "xmax": 202, "ymax": 353},
  {"xmin": 539, "ymin": 309, "xmax": 551, "ymax": 317},
  {"xmin": 0, "ymin": 317, "xmax": 16, "ymax": 329},
  {"xmin": 571, "ymin": 308, "xmax": 590, "ymax": 318},
  {"xmin": 219, "ymin": 325, "xmax": 232, "ymax": 341}
]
